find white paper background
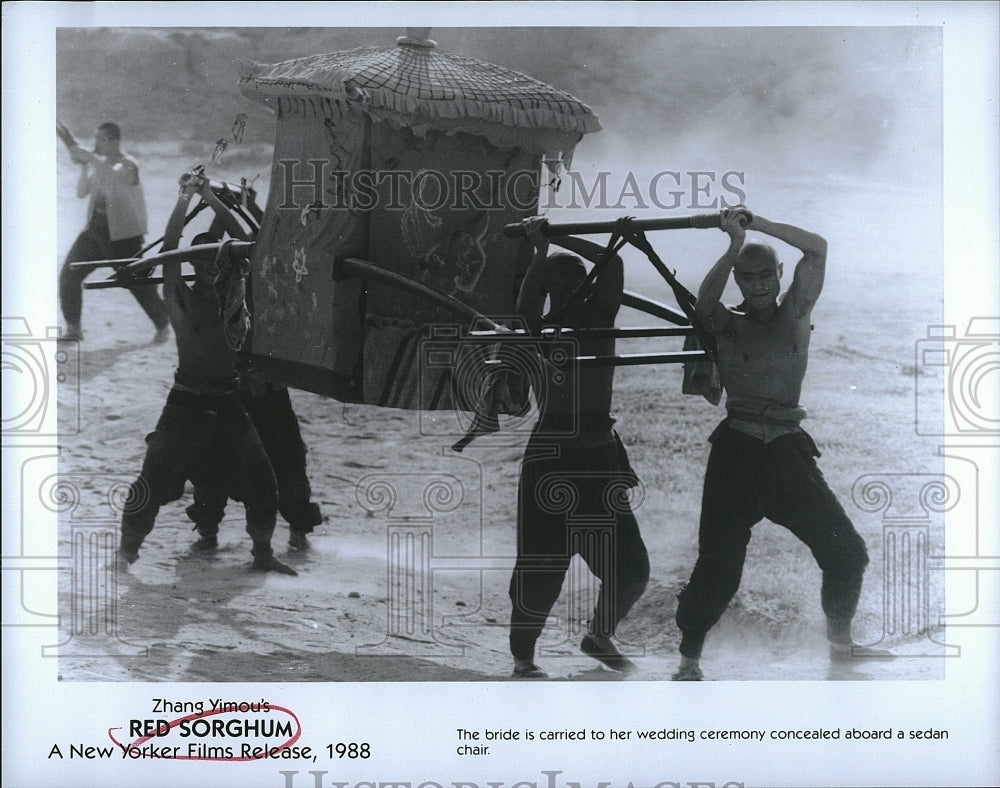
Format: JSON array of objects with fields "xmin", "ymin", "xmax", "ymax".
[{"xmin": 3, "ymin": 2, "xmax": 998, "ymax": 787}]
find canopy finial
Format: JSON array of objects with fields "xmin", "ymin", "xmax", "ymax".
[{"xmin": 397, "ymin": 28, "xmax": 437, "ymax": 48}]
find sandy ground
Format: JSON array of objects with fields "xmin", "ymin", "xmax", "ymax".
[{"xmin": 54, "ymin": 336, "xmax": 949, "ymax": 684}]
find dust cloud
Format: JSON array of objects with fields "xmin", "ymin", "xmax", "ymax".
[{"xmin": 440, "ymin": 26, "xmax": 941, "ymax": 185}]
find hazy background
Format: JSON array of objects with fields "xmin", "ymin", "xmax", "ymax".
[
  {"xmin": 56, "ymin": 25, "xmax": 944, "ymax": 351},
  {"xmin": 56, "ymin": 26, "xmax": 941, "ymax": 182}
]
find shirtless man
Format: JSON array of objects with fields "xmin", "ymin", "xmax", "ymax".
[
  {"xmin": 672, "ymin": 205, "xmax": 886, "ymax": 680},
  {"xmin": 508, "ymin": 217, "xmax": 650, "ymax": 678},
  {"xmin": 118, "ymin": 176, "xmax": 295, "ymax": 575},
  {"xmin": 177, "ymin": 194, "xmax": 323, "ymax": 554}
]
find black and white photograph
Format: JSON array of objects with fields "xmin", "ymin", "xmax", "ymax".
[{"xmin": 3, "ymin": 2, "xmax": 998, "ymax": 787}]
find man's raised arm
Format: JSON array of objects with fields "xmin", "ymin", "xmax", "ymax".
[
  {"xmin": 71, "ymin": 146, "xmax": 140, "ymax": 188},
  {"xmin": 69, "ymin": 146, "xmax": 93, "ymax": 198},
  {"xmin": 695, "ymin": 207, "xmax": 751, "ymax": 334},
  {"xmin": 550, "ymin": 233, "xmax": 623, "ymax": 323},
  {"xmin": 514, "ymin": 217, "xmax": 554, "ymax": 334},
  {"xmin": 160, "ymin": 179, "xmax": 201, "ymax": 291}
]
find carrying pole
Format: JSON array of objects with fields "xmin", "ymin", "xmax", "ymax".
[
  {"xmin": 503, "ymin": 213, "xmax": 722, "ymax": 238},
  {"xmin": 72, "ymin": 240, "xmax": 254, "ymax": 277},
  {"xmin": 85, "ymin": 274, "xmax": 196, "ymax": 290},
  {"xmin": 335, "ymin": 257, "xmax": 507, "ymax": 333}
]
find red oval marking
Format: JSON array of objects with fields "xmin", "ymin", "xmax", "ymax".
[{"xmin": 108, "ymin": 704, "xmax": 302, "ymax": 762}]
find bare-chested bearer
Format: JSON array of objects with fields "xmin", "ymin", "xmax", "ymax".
[
  {"xmin": 508, "ymin": 216, "xmax": 650, "ymax": 679},
  {"xmin": 673, "ymin": 205, "xmax": 891, "ymax": 680},
  {"xmin": 118, "ymin": 175, "xmax": 295, "ymax": 575}
]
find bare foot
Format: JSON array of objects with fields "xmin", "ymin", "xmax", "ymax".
[
  {"xmin": 671, "ymin": 656, "xmax": 704, "ymax": 681},
  {"xmin": 115, "ymin": 549, "xmax": 136, "ymax": 574},
  {"xmin": 512, "ymin": 659, "xmax": 548, "ymax": 679},
  {"xmin": 830, "ymin": 643, "xmax": 896, "ymax": 662},
  {"xmin": 191, "ymin": 535, "xmax": 218, "ymax": 552},
  {"xmin": 252, "ymin": 555, "xmax": 298, "ymax": 575},
  {"xmin": 288, "ymin": 532, "xmax": 309, "ymax": 551}
]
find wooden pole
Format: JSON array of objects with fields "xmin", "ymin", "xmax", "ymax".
[{"xmin": 503, "ymin": 213, "xmax": 722, "ymax": 238}]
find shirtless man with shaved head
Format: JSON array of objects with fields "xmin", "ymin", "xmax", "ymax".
[{"xmin": 673, "ymin": 206, "xmax": 890, "ymax": 680}]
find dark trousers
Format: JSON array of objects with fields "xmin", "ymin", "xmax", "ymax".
[
  {"xmin": 508, "ymin": 431, "xmax": 650, "ymax": 661},
  {"xmin": 186, "ymin": 387, "xmax": 321, "ymax": 535},
  {"xmin": 675, "ymin": 425, "xmax": 870, "ymax": 658},
  {"xmin": 59, "ymin": 225, "xmax": 168, "ymax": 329},
  {"xmin": 121, "ymin": 388, "xmax": 278, "ymax": 558}
]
